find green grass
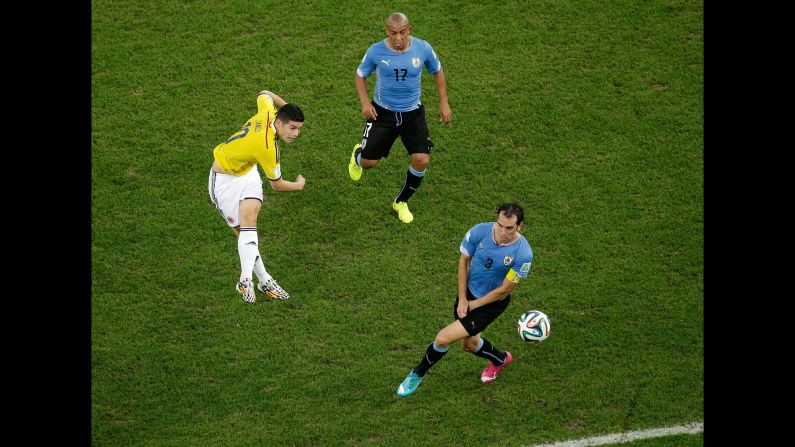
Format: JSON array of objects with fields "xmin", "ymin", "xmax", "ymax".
[{"xmin": 92, "ymin": 0, "xmax": 703, "ymax": 445}]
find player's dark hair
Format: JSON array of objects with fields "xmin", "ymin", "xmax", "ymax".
[
  {"xmin": 496, "ymin": 203, "xmax": 524, "ymax": 225},
  {"xmin": 276, "ymin": 103, "xmax": 304, "ymax": 123}
]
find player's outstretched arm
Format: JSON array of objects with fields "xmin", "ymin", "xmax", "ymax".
[
  {"xmin": 269, "ymin": 175, "xmax": 305, "ymax": 192},
  {"xmin": 355, "ymin": 75, "xmax": 377, "ymax": 120},
  {"xmin": 259, "ymin": 90, "xmax": 287, "ymax": 108},
  {"xmin": 456, "ymin": 254, "xmax": 471, "ymax": 318},
  {"xmin": 433, "ymin": 69, "xmax": 452, "ymax": 124}
]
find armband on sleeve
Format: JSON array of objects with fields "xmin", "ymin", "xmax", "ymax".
[{"xmin": 506, "ymin": 269, "xmax": 522, "ymax": 284}]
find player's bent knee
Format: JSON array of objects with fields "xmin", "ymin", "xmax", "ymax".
[
  {"xmin": 361, "ymin": 158, "xmax": 380, "ymax": 169},
  {"xmin": 410, "ymin": 154, "xmax": 429, "ymax": 171},
  {"xmin": 238, "ymin": 199, "xmax": 262, "ymax": 226},
  {"xmin": 433, "ymin": 333, "xmax": 453, "ymax": 349},
  {"xmin": 460, "ymin": 339, "xmax": 479, "ymax": 352}
]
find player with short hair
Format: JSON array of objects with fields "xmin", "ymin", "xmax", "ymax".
[
  {"xmin": 208, "ymin": 90, "xmax": 306, "ymax": 303},
  {"xmin": 396, "ymin": 203, "xmax": 534, "ymax": 397},
  {"xmin": 348, "ymin": 12, "xmax": 452, "ymax": 223}
]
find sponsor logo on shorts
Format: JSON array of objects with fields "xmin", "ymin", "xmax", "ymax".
[{"xmin": 227, "ymin": 217, "xmax": 235, "ymax": 223}]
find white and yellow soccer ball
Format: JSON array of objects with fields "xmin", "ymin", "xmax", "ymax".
[{"xmin": 517, "ymin": 310, "xmax": 551, "ymax": 343}]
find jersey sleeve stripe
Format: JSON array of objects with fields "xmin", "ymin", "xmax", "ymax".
[
  {"xmin": 265, "ymin": 110, "xmax": 271, "ymax": 151},
  {"xmin": 264, "ymin": 110, "xmax": 283, "ymax": 181}
]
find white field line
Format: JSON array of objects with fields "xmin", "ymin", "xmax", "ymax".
[{"xmin": 523, "ymin": 421, "xmax": 703, "ymax": 447}]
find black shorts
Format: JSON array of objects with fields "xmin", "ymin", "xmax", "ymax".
[
  {"xmin": 359, "ymin": 102, "xmax": 433, "ymax": 160},
  {"xmin": 453, "ymin": 288, "xmax": 512, "ymax": 336}
]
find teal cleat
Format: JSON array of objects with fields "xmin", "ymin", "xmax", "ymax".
[{"xmin": 396, "ymin": 371, "xmax": 423, "ymax": 397}]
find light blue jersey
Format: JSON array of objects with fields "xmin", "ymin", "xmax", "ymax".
[
  {"xmin": 356, "ymin": 36, "xmax": 442, "ymax": 112},
  {"xmin": 459, "ymin": 223, "xmax": 534, "ymax": 299}
]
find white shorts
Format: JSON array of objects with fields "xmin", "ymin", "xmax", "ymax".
[{"xmin": 208, "ymin": 166, "xmax": 264, "ymax": 228}]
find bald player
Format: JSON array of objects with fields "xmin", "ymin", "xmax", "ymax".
[{"xmin": 348, "ymin": 12, "xmax": 452, "ymax": 224}]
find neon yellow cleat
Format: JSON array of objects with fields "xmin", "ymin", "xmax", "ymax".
[
  {"xmin": 392, "ymin": 200, "xmax": 414, "ymax": 224},
  {"xmin": 348, "ymin": 144, "xmax": 363, "ymax": 182}
]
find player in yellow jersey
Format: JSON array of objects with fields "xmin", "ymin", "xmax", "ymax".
[{"xmin": 208, "ymin": 90, "xmax": 306, "ymax": 303}]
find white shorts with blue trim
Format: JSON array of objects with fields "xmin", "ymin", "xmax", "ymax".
[{"xmin": 208, "ymin": 166, "xmax": 263, "ymax": 228}]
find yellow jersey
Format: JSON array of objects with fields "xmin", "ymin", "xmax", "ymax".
[{"xmin": 212, "ymin": 94, "xmax": 281, "ymax": 180}]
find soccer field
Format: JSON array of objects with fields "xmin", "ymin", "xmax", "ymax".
[{"xmin": 92, "ymin": 1, "xmax": 703, "ymax": 445}]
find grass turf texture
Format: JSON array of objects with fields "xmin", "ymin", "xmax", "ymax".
[{"xmin": 92, "ymin": 1, "xmax": 703, "ymax": 445}]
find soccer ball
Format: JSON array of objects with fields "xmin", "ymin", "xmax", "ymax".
[{"xmin": 517, "ymin": 310, "xmax": 551, "ymax": 343}]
